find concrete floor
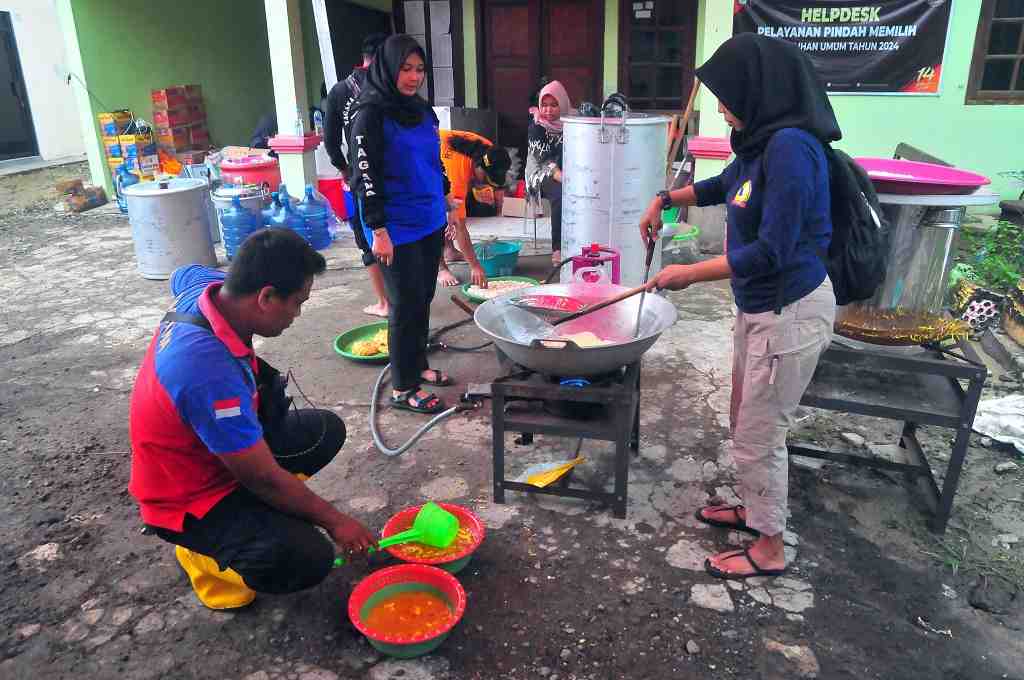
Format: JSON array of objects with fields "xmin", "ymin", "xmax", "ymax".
[{"xmin": 2, "ymin": 204, "xmax": 1023, "ymax": 679}]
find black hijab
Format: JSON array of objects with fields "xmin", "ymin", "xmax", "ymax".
[
  {"xmin": 352, "ymin": 34, "xmax": 429, "ymax": 127},
  {"xmin": 695, "ymin": 33, "xmax": 841, "ymax": 161}
]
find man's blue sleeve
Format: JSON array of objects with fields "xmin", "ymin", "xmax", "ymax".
[{"xmin": 178, "ymin": 369, "xmax": 263, "ymax": 455}]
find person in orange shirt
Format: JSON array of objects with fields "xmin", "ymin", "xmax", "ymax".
[{"xmin": 437, "ymin": 130, "xmax": 511, "ymax": 286}]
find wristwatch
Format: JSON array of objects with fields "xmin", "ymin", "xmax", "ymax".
[{"xmin": 657, "ymin": 190, "xmax": 672, "ymax": 210}]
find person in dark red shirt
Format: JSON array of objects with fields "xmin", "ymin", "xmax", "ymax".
[{"xmin": 129, "ymin": 228, "xmax": 375, "ymax": 609}]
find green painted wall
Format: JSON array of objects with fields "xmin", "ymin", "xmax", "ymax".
[
  {"xmin": 70, "ymin": 0, "xmax": 274, "ymax": 191},
  {"xmin": 302, "ymin": 0, "xmax": 325, "ymax": 109},
  {"xmin": 603, "ymin": 0, "xmax": 618, "ymax": 98},
  {"xmin": 828, "ymin": 0, "xmax": 1021, "ymax": 203},
  {"xmin": 463, "ymin": 1, "xmax": 478, "ymax": 106}
]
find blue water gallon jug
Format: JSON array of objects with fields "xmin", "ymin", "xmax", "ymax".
[
  {"xmin": 221, "ymin": 195, "xmax": 259, "ymax": 260},
  {"xmin": 114, "ymin": 165, "xmax": 139, "ymax": 214},
  {"xmin": 296, "ymin": 184, "xmax": 332, "ymax": 250},
  {"xmin": 278, "ymin": 195, "xmax": 307, "ymax": 241},
  {"xmin": 262, "ymin": 191, "xmax": 281, "ymax": 226}
]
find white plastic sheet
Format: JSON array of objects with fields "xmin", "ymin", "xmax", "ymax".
[{"xmin": 972, "ymin": 394, "xmax": 1024, "ymax": 454}]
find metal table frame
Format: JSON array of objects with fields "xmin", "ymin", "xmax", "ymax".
[
  {"xmin": 491, "ymin": 362, "xmax": 641, "ymax": 518},
  {"xmin": 788, "ymin": 339, "xmax": 987, "ymax": 533}
]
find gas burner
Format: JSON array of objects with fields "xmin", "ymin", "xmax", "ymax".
[{"xmin": 488, "ymin": 361, "xmax": 642, "ymax": 518}]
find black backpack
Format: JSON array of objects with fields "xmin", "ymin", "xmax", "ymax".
[{"xmin": 821, "ymin": 147, "xmax": 888, "ymax": 306}]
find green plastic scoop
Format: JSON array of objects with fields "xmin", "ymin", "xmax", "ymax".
[{"xmin": 332, "ymin": 501, "xmax": 459, "ymax": 567}]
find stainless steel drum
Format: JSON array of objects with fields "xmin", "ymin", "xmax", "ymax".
[
  {"xmin": 836, "ymin": 204, "xmax": 965, "ymax": 345},
  {"xmin": 560, "ymin": 114, "xmax": 670, "ymax": 287},
  {"xmin": 124, "ymin": 178, "xmax": 217, "ymax": 280},
  {"xmin": 474, "ymin": 282, "xmax": 678, "ymax": 376}
]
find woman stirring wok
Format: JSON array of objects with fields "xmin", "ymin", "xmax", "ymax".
[
  {"xmin": 639, "ymin": 34, "xmax": 839, "ymax": 579},
  {"xmin": 348, "ymin": 34, "xmax": 456, "ymax": 415}
]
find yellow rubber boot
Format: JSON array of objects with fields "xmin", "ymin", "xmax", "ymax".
[{"xmin": 175, "ymin": 546, "xmax": 256, "ymax": 610}]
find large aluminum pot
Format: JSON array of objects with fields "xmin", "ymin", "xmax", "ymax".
[
  {"xmin": 474, "ymin": 282, "xmax": 677, "ymax": 376},
  {"xmin": 560, "ymin": 113, "xmax": 670, "ymax": 287},
  {"xmin": 124, "ymin": 178, "xmax": 217, "ymax": 280}
]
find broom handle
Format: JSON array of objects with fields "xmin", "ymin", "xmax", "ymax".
[
  {"xmin": 552, "ymin": 284, "xmax": 649, "ymax": 327},
  {"xmin": 665, "ymin": 78, "xmax": 701, "ymax": 188}
]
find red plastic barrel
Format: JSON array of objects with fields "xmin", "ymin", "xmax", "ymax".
[
  {"xmin": 220, "ymin": 155, "xmax": 281, "ymax": 193},
  {"xmin": 318, "ymin": 176, "xmax": 347, "ymax": 220}
]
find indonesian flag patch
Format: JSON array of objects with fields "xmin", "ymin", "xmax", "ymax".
[{"xmin": 213, "ymin": 397, "xmax": 242, "ymax": 419}]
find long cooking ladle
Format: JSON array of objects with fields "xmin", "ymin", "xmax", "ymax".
[
  {"xmin": 633, "ymin": 238, "xmax": 657, "ymax": 337},
  {"xmin": 549, "ymin": 283, "xmax": 650, "ymax": 328},
  {"xmin": 332, "ymin": 501, "xmax": 459, "ymax": 567}
]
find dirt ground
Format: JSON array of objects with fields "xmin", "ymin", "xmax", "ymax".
[{"xmin": 1, "ymin": 166, "xmax": 1023, "ymax": 680}]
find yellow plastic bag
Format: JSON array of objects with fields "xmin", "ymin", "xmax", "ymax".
[{"xmin": 526, "ymin": 457, "xmax": 585, "ymax": 488}]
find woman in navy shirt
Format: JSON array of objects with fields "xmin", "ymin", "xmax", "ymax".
[
  {"xmin": 640, "ymin": 34, "xmax": 839, "ymax": 579},
  {"xmin": 349, "ymin": 35, "xmax": 453, "ymax": 414}
]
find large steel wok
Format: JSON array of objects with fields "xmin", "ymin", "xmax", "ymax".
[{"xmin": 474, "ymin": 282, "xmax": 678, "ymax": 376}]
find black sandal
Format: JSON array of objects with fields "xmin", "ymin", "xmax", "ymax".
[
  {"xmin": 704, "ymin": 548, "xmax": 786, "ymax": 580},
  {"xmin": 420, "ymin": 369, "xmax": 453, "ymax": 387},
  {"xmin": 391, "ymin": 390, "xmax": 446, "ymax": 414},
  {"xmin": 694, "ymin": 504, "xmax": 760, "ymax": 536}
]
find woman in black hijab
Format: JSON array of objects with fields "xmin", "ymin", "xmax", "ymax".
[
  {"xmin": 639, "ymin": 34, "xmax": 839, "ymax": 580},
  {"xmin": 348, "ymin": 34, "xmax": 454, "ymax": 415}
]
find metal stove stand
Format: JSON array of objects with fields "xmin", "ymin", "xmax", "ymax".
[
  {"xmin": 490, "ymin": 361, "xmax": 641, "ymax": 518},
  {"xmin": 789, "ymin": 339, "xmax": 987, "ymax": 533}
]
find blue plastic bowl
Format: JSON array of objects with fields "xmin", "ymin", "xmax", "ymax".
[{"xmin": 474, "ymin": 241, "xmax": 521, "ymax": 277}]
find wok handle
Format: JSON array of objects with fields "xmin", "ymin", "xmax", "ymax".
[
  {"xmin": 450, "ymin": 295, "xmax": 476, "ymax": 318},
  {"xmin": 529, "ymin": 338, "xmax": 582, "ymax": 351},
  {"xmin": 552, "ymin": 284, "xmax": 649, "ymax": 327}
]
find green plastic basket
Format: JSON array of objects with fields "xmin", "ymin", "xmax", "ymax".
[
  {"xmin": 460, "ymin": 276, "xmax": 539, "ymax": 304},
  {"xmin": 334, "ymin": 321, "xmax": 389, "ymax": 363}
]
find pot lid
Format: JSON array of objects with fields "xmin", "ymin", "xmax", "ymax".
[
  {"xmin": 212, "ymin": 183, "xmax": 265, "ymax": 199},
  {"xmin": 562, "ymin": 113, "xmax": 670, "ymax": 126},
  {"xmin": 123, "ymin": 178, "xmax": 208, "ymax": 197}
]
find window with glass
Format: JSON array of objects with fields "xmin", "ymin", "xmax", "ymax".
[
  {"xmin": 967, "ymin": 0, "xmax": 1024, "ymax": 103},
  {"xmin": 620, "ymin": 1, "xmax": 697, "ymax": 111}
]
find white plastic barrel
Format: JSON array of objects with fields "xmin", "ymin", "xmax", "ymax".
[
  {"xmin": 560, "ymin": 114, "xmax": 670, "ymax": 287},
  {"xmin": 124, "ymin": 178, "xmax": 218, "ymax": 280}
]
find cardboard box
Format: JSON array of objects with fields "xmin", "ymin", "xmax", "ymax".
[
  {"xmin": 55, "ymin": 179, "xmax": 84, "ymax": 196},
  {"xmin": 97, "ymin": 110, "xmax": 133, "ymax": 136},
  {"xmin": 137, "ymin": 154, "xmax": 160, "ymax": 173},
  {"xmin": 122, "ymin": 142, "xmax": 157, "ymax": 158},
  {"xmin": 118, "ymin": 133, "xmax": 154, "ymax": 146},
  {"xmin": 176, "ymin": 149, "xmax": 207, "ymax": 165},
  {"xmin": 184, "ymin": 84, "xmax": 201, "ymax": 101},
  {"xmin": 151, "ymin": 91, "xmax": 189, "ymax": 111},
  {"xmin": 501, "ymin": 196, "xmax": 547, "ymax": 218},
  {"xmin": 153, "ymin": 108, "xmax": 191, "ymax": 127},
  {"xmin": 102, "ymin": 136, "xmax": 122, "ymax": 158},
  {"xmin": 189, "ymin": 125, "xmax": 210, "ymax": 147},
  {"xmin": 64, "ymin": 187, "xmax": 107, "ymax": 213},
  {"xmin": 155, "ymin": 125, "xmax": 191, "ymax": 150},
  {"xmin": 187, "ymin": 102, "xmax": 205, "ymax": 123}
]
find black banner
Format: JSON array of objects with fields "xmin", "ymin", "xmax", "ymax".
[{"xmin": 733, "ymin": 0, "xmax": 952, "ymax": 94}]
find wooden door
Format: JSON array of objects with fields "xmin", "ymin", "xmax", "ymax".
[
  {"xmin": 0, "ymin": 11, "xmax": 37, "ymax": 161},
  {"xmin": 542, "ymin": 0, "xmax": 602, "ymax": 110},
  {"xmin": 479, "ymin": 0, "xmax": 602, "ymax": 148},
  {"xmin": 480, "ymin": 0, "xmax": 536, "ymax": 147}
]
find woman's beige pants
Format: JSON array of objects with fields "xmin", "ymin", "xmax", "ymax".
[{"xmin": 729, "ymin": 278, "xmax": 836, "ymax": 536}]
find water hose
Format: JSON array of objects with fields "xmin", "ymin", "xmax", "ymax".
[
  {"xmin": 369, "ymin": 363, "xmax": 460, "ymax": 457},
  {"xmin": 369, "ymin": 297, "xmax": 490, "ymax": 457}
]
